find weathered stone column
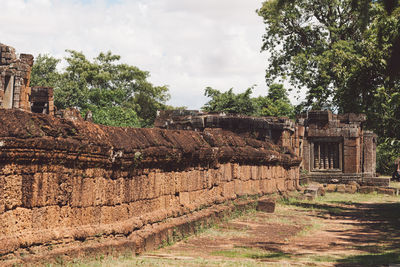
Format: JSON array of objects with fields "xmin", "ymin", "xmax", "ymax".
[
  {"xmin": 3, "ymin": 75, "xmax": 14, "ymax": 109},
  {"xmin": 362, "ymin": 131, "xmax": 377, "ymax": 177}
]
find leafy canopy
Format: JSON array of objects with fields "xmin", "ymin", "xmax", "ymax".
[
  {"xmin": 253, "ymin": 84, "xmax": 294, "ymax": 117},
  {"xmin": 258, "ymin": 0, "xmax": 400, "ymax": 136},
  {"xmin": 259, "ymin": 0, "xmax": 400, "ymax": 174},
  {"xmin": 202, "ymin": 86, "xmax": 256, "ymax": 115},
  {"xmin": 202, "ymin": 84, "xmax": 294, "ymax": 118},
  {"xmin": 30, "ymin": 51, "xmax": 170, "ymax": 127}
]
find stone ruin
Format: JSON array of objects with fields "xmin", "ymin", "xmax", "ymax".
[
  {"xmin": 0, "ymin": 45, "xmax": 301, "ymax": 264},
  {"xmin": 156, "ymin": 109, "xmax": 382, "ymax": 185},
  {"xmin": 0, "ymin": 43, "xmax": 385, "ymax": 265},
  {"xmin": 0, "ymin": 43, "xmax": 54, "ymax": 115},
  {"xmin": 154, "ymin": 110, "xmax": 298, "ymax": 149},
  {"xmin": 298, "ymin": 110, "xmax": 379, "ymax": 185}
]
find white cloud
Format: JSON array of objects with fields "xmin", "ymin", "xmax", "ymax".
[{"xmin": 0, "ymin": 0, "xmax": 298, "ymax": 109}]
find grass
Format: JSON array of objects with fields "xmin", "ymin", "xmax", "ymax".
[
  {"xmin": 390, "ymin": 181, "xmax": 400, "ymax": 189},
  {"xmin": 337, "ymin": 250, "xmax": 400, "ymax": 266},
  {"xmin": 210, "ymin": 247, "xmax": 291, "ymax": 260},
  {"xmin": 320, "ymin": 191, "xmax": 399, "ymax": 204},
  {"xmin": 51, "ymin": 252, "xmax": 283, "ymax": 267}
]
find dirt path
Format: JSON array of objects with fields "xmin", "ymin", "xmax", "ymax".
[{"xmin": 140, "ymin": 193, "xmax": 400, "ymax": 266}]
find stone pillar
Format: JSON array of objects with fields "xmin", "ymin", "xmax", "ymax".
[
  {"xmin": 3, "ymin": 75, "xmax": 14, "ymax": 109},
  {"xmin": 339, "ymin": 142, "xmax": 343, "ymax": 171},
  {"xmin": 12, "ymin": 77, "xmax": 21, "ymax": 109},
  {"xmin": 362, "ymin": 131, "xmax": 377, "ymax": 177},
  {"xmin": 305, "ymin": 140, "xmax": 311, "ymax": 171}
]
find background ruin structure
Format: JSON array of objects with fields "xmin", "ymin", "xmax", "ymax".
[
  {"xmin": 156, "ymin": 109, "xmax": 379, "ymax": 185},
  {"xmin": 0, "ymin": 43, "xmax": 54, "ymax": 115},
  {"xmin": 298, "ymin": 110, "xmax": 378, "ymax": 184}
]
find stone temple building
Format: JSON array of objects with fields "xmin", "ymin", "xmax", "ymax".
[
  {"xmin": 297, "ymin": 110, "xmax": 377, "ymax": 184},
  {"xmin": 155, "ymin": 109, "xmax": 378, "ymax": 185},
  {"xmin": 0, "ymin": 43, "xmax": 54, "ymax": 115}
]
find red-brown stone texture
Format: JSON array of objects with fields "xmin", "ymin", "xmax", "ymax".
[
  {"xmin": 297, "ymin": 110, "xmax": 378, "ymax": 184},
  {"xmin": 0, "ymin": 109, "xmax": 300, "ymax": 265}
]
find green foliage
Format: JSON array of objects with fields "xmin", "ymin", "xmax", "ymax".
[
  {"xmin": 202, "ymin": 84, "xmax": 294, "ymax": 118},
  {"xmin": 377, "ymin": 137, "xmax": 400, "ymax": 175},
  {"xmin": 202, "ymin": 86, "xmax": 256, "ymax": 115},
  {"xmin": 88, "ymin": 105, "xmax": 141, "ymax": 128},
  {"xmin": 30, "ymin": 54, "xmax": 61, "ymax": 88},
  {"xmin": 258, "ymin": 0, "xmax": 400, "ymax": 138},
  {"xmin": 253, "ymin": 84, "xmax": 294, "ymax": 118},
  {"xmin": 30, "ymin": 50, "xmax": 170, "ymax": 127}
]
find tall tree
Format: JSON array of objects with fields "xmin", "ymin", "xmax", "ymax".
[
  {"xmin": 30, "ymin": 51, "xmax": 170, "ymax": 127},
  {"xmin": 258, "ymin": 0, "xmax": 400, "ymax": 138}
]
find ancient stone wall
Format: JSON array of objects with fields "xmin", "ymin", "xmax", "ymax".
[
  {"xmin": 0, "ymin": 109, "xmax": 300, "ymax": 264},
  {"xmin": 155, "ymin": 110, "xmax": 298, "ymax": 153}
]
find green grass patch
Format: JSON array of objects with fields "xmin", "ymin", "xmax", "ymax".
[
  {"xmin": 320, "ymin": 192, "xmax": 398, "ymax": 204},
  {"xmin": 210, "ymin": 247, "xmax": 291, "ymax": 260},
  {"xmin": 306, "ymin": 254, "xmax": 341, "ymax": 263},
  {"xmin": 390, "ymin": 181, "xmax": 400, "ymax": 189},
  {"xmin": 52, "ymin": 253, "xmax": 281, "ymax": 267}
]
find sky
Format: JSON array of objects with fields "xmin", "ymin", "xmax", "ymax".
[{"xmin": 0, "ymin": 0, "xmax": 297, "ymax": 109}]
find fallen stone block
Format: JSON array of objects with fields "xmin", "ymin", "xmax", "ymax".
[
  {"xmin": 256, "ymin": 199, "xmax": 275, "ymax": 213},
  {"xmin": 359, "ymin": 186, "xmax": 376, "ymax": 194},
  {"xmin": 376, "ymin": 187, "xmax": 396, "ymax": 196},
  {"xmin": 345, "ymin": 184, "xmax": 358, "ymax": 194},
  {"xmin": 348, "ymin": 181, "xmax": 360, "ymax": 189},
  {"xmin": 336, "ymin": 184, "xmax": 346, "ymax": 193},
  {"xmin": 304, "ymin": 184, "xmax": 325, "ymax": 197},
  {"xmin": 325, "ymin": 184, "xmax": 337, "ymax": 192}
]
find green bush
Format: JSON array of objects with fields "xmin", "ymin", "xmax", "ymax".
[{"xmin": 376, "ymin": 138, "xmax": 400, "ymax": 175}]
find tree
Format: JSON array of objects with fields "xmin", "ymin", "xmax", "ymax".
[
  {"xmin": 202, "ymin": 86, "xmax": 256, "ymax": 115},
  {"xmin": 258, "ymin": 0, "xmax": 400, "ymax": 138},
  {"xmin": 258, "ymin": 0, "xmax": 400, "ymax": 174},
  {"xmin": 30, "ymin": 54, "xmax": 61, "ymax": 88},
  {"xmin": 202, "ymin": 84, "xmax": 294, "ymax": 118},
  {"xmin": 30, "ymin": 50, "xmax": 170, "ymax": 127},
  {"xmin": 253, "ymin": 84, "xmax": 294, "ymax": 117}
]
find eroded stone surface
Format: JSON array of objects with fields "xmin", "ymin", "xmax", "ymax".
[{"xmin": 0, "ymin": 109, "xmax": 300, "ymax": 264}]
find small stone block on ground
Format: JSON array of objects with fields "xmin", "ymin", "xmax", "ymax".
[
  {"xmin": 359, "ymin": 186, "xmax": 376, "ymax": 194},
  {"xmin": 345, "ymin": 184, "xmax": 358, "ymax": 194},
  {"xmin": 256, "ymin": 199, "xmax": 275, "ymax": 213},
  {"xmin": 336, "ymin": 184, "xmax": 346, "ymax": 193},
  {"xmin": 304, "ymin": 184, "xmax": 325, "ymax": 197},
  {"xmin": 325, "ymin": 184, "xmax": 337, "ymax": 192},
  {"xmin": 376, "ymin": 187, "xmax": 396, "ymax": 196}
]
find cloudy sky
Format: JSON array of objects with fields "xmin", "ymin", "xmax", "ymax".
[{"xmin": 0, "ymin": 0, "xmax": 292, "ymax": 109}]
